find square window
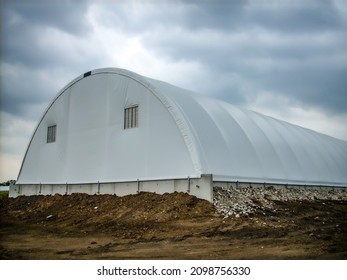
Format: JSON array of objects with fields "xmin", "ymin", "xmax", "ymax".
[
  {"xmin": 47, "ymin": 125, "xmax": 57, "ymax": 143},
  {"xmin": 124, "ymin": 106, "xmax": 138, "ymax": 129}
]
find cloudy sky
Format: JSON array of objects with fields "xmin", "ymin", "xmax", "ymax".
[{"xmin": 1, "ymin": 0, "xmax": 347, "ymax": 181}]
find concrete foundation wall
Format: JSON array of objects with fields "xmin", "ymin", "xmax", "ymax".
[
  {"xmin": 10, "ymin": 175, "xmax": 214, "ymax": 202},
  {"xmin": 11, "ymin": 177, "xmax": 345, "ymax": 203}
]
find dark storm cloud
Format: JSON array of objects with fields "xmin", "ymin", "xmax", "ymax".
[
  {"xmin": 1, "ymin": 0, "xmax": 102, "ymax": 121},
  {"xmin": 247, "ymin": 0, "xmax": 344, "ymax": 33},
  {"xmin": 1, "ymin": 64, "xmax": 62, "ymax": 121},
  {"xmin": 3, "ymin": 0, "xmax": 91, "ymax": 36},
  {"xmin": 2, "ymin": 0, "xmax": 91, "ymax": 67},
  {"xmin": 93, "ymin": 0, "xmax": 247, "ymax": 33},
  {"xmin": 263, "ymin": 66, "xmax": 347, "ymax": 113},
  {"xmin": 98, "ymin": 0, "xmax": 345, "ymax": 35},
  {"xmin": 183, "ymin": 0, "xmax": 343, "ymax": 33},
  {"xmin": 179, "ymin": 0, "xmax": 248, "ymax": 30}
]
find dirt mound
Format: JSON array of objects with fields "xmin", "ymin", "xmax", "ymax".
[
  {"xmin": 0, "ymin": 192, "xmax": 218, "ymax": 237},
  {"xmin": 1, "ymin": 190, "xmax": 346, "ymax": 259}
]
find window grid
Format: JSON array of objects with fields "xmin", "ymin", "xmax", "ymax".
[
  {"xmin": 124, "ymin": 106, "xmax": 138, "ymax": 129},
  {"xmin": 47, "ymin": 125, "xmax": 56, "ymax": 143}
]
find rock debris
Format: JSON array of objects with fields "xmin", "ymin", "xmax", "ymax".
[{"xmin": 213, "ymin": 186, "xmax": 347, "ymax": 218}]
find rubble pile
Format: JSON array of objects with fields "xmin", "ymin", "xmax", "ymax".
[{"xmin": 213, "ymin": 186, "xmax": 347, "ymax": 218}]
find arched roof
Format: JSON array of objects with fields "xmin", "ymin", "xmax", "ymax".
[
  {"xmin": 144, "ymin": 72, "xmax": 347, "ymax": 186},
  {"xmin": 17, "ymin": 68, "xmax": 347, "ymax": 186}
]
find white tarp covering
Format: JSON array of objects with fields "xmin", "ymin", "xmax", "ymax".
[{"xmin": 17, "ymin": 68, "xmax": 347, "ymax": 186}]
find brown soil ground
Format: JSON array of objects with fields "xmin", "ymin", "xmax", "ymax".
[{"xmin": 0, "ymin": 192, "xmax": 346, "ymax": 259}]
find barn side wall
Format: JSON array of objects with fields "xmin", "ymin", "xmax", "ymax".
[{"xmin": 9, "ymin": 174, "xmax": 214, "ymax": 202}]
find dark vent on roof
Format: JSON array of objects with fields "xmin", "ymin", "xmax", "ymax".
[{"xmin": 83, "ymin": 71, "xmax": 92, "ymax": 78}]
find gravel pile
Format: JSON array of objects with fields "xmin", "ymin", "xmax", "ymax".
[{"xmin": 213, "ymin": 185, "xmax": 347, "ymax": 218}]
